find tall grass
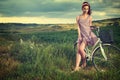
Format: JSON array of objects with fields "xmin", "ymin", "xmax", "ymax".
[{"xmin": 0, "ymin": 25, "xmax": 120, "ymax": 80}]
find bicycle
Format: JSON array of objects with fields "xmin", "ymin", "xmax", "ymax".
[{"xmin": 74, "ymin": 26, "xmax": 120, "ymax": 72}]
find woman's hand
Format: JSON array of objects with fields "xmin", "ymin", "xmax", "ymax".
[
  {"xmin": 78, "ymin": 35, "xmax": 81, "ymax": 39},
  {"xmin": 90, "ymin": 26, "xmax": 95, "ymax": 30}
]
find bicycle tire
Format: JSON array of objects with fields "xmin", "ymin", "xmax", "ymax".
[{"xmin": 92, "ymin": 44, "xmax": 120, "ymax": 72}]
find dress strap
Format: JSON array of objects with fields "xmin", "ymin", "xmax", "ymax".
[{"xmin": 78, "ymin": 15, "xmax": 81, "ymax": 20}]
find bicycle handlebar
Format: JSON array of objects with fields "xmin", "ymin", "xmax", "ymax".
[
  {"xmin": 90, "ymin": 26, "xmax": 99, "ymax": 30},
  {"xmin": 90, "ymin": 26, "xmax": 100, "ymax": 37}
]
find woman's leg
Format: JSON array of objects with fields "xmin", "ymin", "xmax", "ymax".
[
  {"xmin": 79, "ymin": 40, "xmax": 87, "ymax": 68},
  {"xmin": 74, "ymin": 40, "xmax": 87, "ymax": 71},
  {"xmin": 74, "ymin": 43, "xmax": 81, "ymax": 71}
]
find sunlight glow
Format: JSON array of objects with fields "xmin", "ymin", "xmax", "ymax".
[{"xmin": 0, "ymin": 17, "xmax": 75, "ymax": 24}]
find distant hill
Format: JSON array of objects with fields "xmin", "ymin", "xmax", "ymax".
[
  {"xmin": 93, "ymin": 17, "xmax": 120, "ymax": 27},
  {"xmin": 94, "ymin": 17, "xmax": 120, "ymax": 22},
  {"xmin": 0, "ymin": 17, "xmax": 119, "ymax": 27},
  {"xmin": 0, "ymin": 17, "xmax": 119, "ymax": 33}
]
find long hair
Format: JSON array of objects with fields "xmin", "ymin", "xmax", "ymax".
[{"xmin": 82, "ymin": 2, "xmax": 92, "ymax": 15}]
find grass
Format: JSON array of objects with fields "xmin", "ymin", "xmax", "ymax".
[{"xmin": 0, "ymin": 20, "xmax": 120, "ymax": 80}]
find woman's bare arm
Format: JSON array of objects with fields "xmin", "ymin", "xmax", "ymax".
[
  {"xmin": 76, "ymin": 16, "xmax": 81, "ymax": 38},
  {"xmin": 89, "ymin": 16, "xmax": 92, "ymax": 26}
]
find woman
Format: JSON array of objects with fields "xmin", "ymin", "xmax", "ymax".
[{"xmin": 73, "ymin": 2, "xmax": 98, "ymax": 71}]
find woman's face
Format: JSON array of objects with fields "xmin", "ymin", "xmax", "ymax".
[{"xmin": 82, "ymin": 6, "xmax": 89, "ymax": 14}]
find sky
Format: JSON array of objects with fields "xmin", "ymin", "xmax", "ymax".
[{"xmin": 0, "ymin": 0, "xmax": 120, "ymax": 24}]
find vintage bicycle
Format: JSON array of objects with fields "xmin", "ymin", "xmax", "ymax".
[{"xmin": 74, "ymin": 26, "xmax": 120, "ymax": 72}]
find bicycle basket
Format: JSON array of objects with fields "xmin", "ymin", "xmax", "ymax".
[{"xmin": 99, "ymin": 29, "xmax": 114, "ymax": 43}]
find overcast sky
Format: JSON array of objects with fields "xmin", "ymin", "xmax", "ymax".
[{"xmin": 0, "ymin": 0, "xmax": 120, "ymax": 24}]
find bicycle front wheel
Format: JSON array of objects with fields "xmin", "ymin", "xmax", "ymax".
[{"xmin": 92, "ymin": 44, "xmax": 120, "ymax": 72}]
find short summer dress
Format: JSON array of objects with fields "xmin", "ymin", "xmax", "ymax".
[{"xmin": 77, "ymin": 15, "xmax": 98, "ymax": 46}]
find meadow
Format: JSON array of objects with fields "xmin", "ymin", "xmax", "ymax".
[{"xmin": 0, "ymin": 18, "xmax": 120, "ymax": 80}]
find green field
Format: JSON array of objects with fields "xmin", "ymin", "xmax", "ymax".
[{"xmin": 0, "ymin": 18, "xmax": 120, "ymax": 80}]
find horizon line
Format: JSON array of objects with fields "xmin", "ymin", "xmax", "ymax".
[{"xmin": 0, "ymin": 17, "xmax": 119, "ymax": 24}]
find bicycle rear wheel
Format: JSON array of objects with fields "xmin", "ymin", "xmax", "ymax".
[{"xmin": 92, "ymin": 44, "xmax": 120, "ymax": 72}]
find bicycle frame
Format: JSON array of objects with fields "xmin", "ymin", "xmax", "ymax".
[
  {"xmin": 85, "ymin": 38, "xmax": 100, "ymax": 61},
  {"xmin": 74, "ymin": 26, "xmax": 110, "ymax": 62},
  {"xmin": 74, "ymin": 26, "xmax": 120, "ymax": 72},
  {"xmin": 85, "ymin": 38, "xmax": 109, "ymax": 62},
  {"xmin": 85, "ymin": 27, "xmax": 109, "ymax": 61}
]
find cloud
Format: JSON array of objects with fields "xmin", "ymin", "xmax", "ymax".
[
  {"xmin": 0, "ymin": 0, "xmax": 81, "ymax": 17},
  {"xmin": 93, "ymin": 11, "xmax": 106, "ymax": 16},
  {"xmin": 0, "ymin": 0, "xmax": 120, "ymax": 23},
  {"xmin": 53, "ymin": 0, "xmax": 82, "ymax": 3}
]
